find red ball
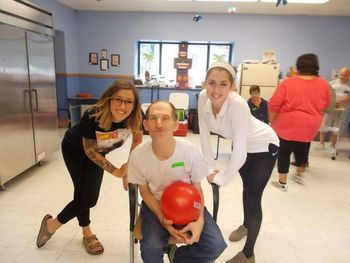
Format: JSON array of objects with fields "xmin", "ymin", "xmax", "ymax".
[{"xmin": 160, "ymin": 181, "xmax": 202, "ymax": 225}]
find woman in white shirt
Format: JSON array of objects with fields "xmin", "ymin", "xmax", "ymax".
[{"xmin": 198, "ymin": 61, "xmax": 279, "ymax": 263}]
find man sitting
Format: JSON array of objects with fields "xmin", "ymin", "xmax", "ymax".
[{"xmin": 128, "ymin": 100, "xmax": 227, "ymax": 263}]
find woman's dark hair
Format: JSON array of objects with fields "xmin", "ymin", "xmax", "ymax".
[
  {"xmin": 296, "ymin": 53, "xmax": 319, "ymax": 76},
  {"xmin": 249, "ymin": 85, "xmax": 260, "ymax": 94}
]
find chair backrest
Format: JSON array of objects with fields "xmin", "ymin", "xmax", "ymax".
[
  {"xmin": 141, "ymin": 103, "xmax": 151, "ymax": 114},
  {"xmin": 169, "ymin": 93, "xmax": 189, "ymax": 110},
  {"xmin": 176, "ymin": 109, "xmax": 186, "ymax": 121},
  {"xmin": 57, "ymin": 108, "xmax": 71, "ymax": 128}
]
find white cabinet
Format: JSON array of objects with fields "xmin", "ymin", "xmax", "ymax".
[{"xmin": 239, "ymin": 63, "xmax": 280, "ymax": 101}]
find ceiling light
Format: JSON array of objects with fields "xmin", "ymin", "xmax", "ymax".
[
  {"xmin": 196, "ymin": 0, "xmax": 258, "ymax": 2},
  {"xmin": 261, "ymin": 0, "xmax": 329, "ymax": 3}
]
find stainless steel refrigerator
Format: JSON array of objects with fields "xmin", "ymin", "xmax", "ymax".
[
  {"xmin": 239, "ymin": 63, "xmax": 280, "ymax": 101},
  {"xmin": 0, "ymin": 1, "xmax": 59, "ymax": 189}
]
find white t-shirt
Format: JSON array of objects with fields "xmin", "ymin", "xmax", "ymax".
[
  {"xmin": 128, "ymin": 138, "xmax": 207, "ymax": 200},
  {"xmin": 329, "ymin": 78, "xmax": 350, "ymax": 102},
  {"xmin": 198, "ymin": 89, "xmax": 279, "ymax": 186}
]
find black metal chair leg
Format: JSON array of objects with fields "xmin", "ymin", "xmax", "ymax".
[
  {"xmin": 215, "ymin": 135, "xmax": 220, "ymax": 160},
  {"xmin": 129, "ymin": 183, "xmax": 138, "ymax": 263}
]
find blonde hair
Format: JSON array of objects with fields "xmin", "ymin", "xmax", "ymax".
[{"xmin": 90, "ymin": 80, "xmax": 142, "ymax": 131}]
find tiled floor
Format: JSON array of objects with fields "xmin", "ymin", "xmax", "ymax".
[{"xmin": 1, "ymin": 130, "xmax": 350, "ymax": 263}]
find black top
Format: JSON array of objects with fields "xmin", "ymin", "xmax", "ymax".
[
  {"xmin": 247, "ymin": 98, "xmax": 269, "ymax": 124},
  {"xmin": 64, "ymin": 109, "xmax": 131, "ymax": 155}
]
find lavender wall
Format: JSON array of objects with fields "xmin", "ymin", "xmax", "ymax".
[
  {"xmin": 29, "ymin": 1, "xmax": 350, "ymax": 126},
  {"xmin": 76, "ymin": 11, "xmax": 350, "ymax": 79},
  {"xmin": 31, "ymin": 0, "xmax": 79, "ymax": 73},
  {"xmin": 29, "ymin": 1, "xmax": 350, "ymax": 78}
]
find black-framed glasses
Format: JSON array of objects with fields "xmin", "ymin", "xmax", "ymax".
[{"xmin": 111, "ymin": 97, "xmax": 134, "ymax": 107}]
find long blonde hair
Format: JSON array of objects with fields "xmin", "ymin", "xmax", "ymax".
[{"xmin": 90, "ymin": 80, "xmax": 142, "ymax": 131}]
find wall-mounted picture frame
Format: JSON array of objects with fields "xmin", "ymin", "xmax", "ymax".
[
  {"xmin": 101, "ymin": 49, "xmax": 107, "ymax": 59},
  {"xmin": 100, "ymin": 59, "xmax": 109, "ymax": 71},
  {"xmin": 89, "ymin": 52, "xmax": 98, "ymax": 65},
  {"xmin": 111, "ymin": 54, "xmax": 120, "ymax": 66}
]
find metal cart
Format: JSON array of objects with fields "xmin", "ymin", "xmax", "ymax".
[{"xmin": 328, "ymin": 108, "xmax": 347, "ymax": 160}]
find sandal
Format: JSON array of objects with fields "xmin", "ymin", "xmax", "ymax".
[
  {"xmin": 36, "ymin": 214, "xmax": 54, "ymax": 248},
  {"xmin": 83, "ymin": 234, "xmax": 104, "ymax": 255}
]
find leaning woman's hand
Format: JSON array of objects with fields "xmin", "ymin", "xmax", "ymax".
[
  {"xmin": 207, "ymin": 170, "xmax": 219, "ymax": 183},
  {"xmin": 113, "ymin": 163, "xmax": 128, "ymax": 178}
]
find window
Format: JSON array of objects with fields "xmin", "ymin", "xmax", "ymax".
[
  {"xmin": 187, "ymin": 44, "xmax": 208, "ymax": 87},
  {"xmin": 209, "ymin": 44, "xmax": 231, "ymax": 66},
  {"xmin": 137, "ymin": 41, "xmax": 233, "ymax": 88},
  {"xmin": 139, "ymin": 42, "xmax": 160, "ymax": 79},
  {"xmin": 161, "ymin": 44, "xmax": 178, "ymax": 84}
]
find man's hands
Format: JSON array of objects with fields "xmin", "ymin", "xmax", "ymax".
[
  {"xmin": 179, "ymin": 220, "xmax": 204, "ymax": 245},
  {"xmin": 160, "ymin": 218, "xmax": 187, "ymax": 242},
  {"xmin": 336, "ymin": 95, "xmax": 350, "ymax": 108},
  {"xmin": 159, "ymin": 217, "xmax": 204, "ymax": 245}
]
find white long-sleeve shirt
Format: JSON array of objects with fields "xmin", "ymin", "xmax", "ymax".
[{"xmin": 198, "ymin": 89, "xmax": 279, "ymax": 186}]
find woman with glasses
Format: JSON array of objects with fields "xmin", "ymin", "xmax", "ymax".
[{"xmin": 36, "ymin": 80, "xmax": 142, "ymax": 255}]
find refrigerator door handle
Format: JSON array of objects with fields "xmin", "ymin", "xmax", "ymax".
[
  {"xmin": 31, "ymin": 88, "xmax": 39, "ymax": 111},
  {"xmin": 23, "ymin": 89, "xmax": 31, "ymax": 113}
]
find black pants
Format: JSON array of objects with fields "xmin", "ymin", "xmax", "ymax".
[
  {"xmin": 277, "ymin": 137, "xmax": 310, "ymax": 174},
  {"xmin": 57, "ymin": 138, "xmax": 104, "ymax": 227},
  {"xmin": 238, "ymin": 144, "xmax": 278, "ymax": 258}
]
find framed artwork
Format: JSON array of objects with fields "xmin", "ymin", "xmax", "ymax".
[
  {"xmin": 100, "ymin": 59, "xmax": 109, "ymax": 71},
  {"xmin": 101, "ymin": 49, "xmax": 107, "ymax": 59},
  {"xmin": 111, "ymin": 54, "xmax": 120, "ymax": 66},
  {"xmin": 89, "ymin": 52, "xmax": 98, "ymax": 65},
  {"xmin": 262, "ymin": 50, "xmax": 276, "ymax": 63}
]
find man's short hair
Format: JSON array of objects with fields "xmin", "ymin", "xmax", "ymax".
[{"xmin": 145, "ymin": 100, "xmax": 177, "ymax": 121}]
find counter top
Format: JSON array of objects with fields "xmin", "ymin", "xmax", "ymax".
[{"xmin": 136, "ymin": 86, "xmax": 202, "ymax": 91}]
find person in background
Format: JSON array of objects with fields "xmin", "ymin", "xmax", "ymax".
[
  {"xmin": 145, "ymin": 70, "xmax": 151, "ymax": 82},
  {"xmin": 128, "ymin": 100, "xmax": 226, "ymax": 263},
  {"xmin": 247, "ymin": 85, "xmax": 269, "ymax": 124},
  {"xmin": 198, "ymin": 61, "xmax": 279, "ymax": 263},
  {"xmin": 36, "ymin": 80, "xmax": 143, "ymax": 255},
  {"xmin": 285, "ymin": 65, "xmax": 308, "ymax": 167},
  {"xmin": 286, "ymin": 66, "xmax": 298, "ymax": 78},
  {"xmin": 285, "ymin": 65, "xmax": 311, "ymax": 168},
  {"xmin": 316, "ymin": 67, "xmax": 350, "ymax": 152},
  {"xmin": 269, "ymin": 53, "xmax": 331, "ymax": 190}
]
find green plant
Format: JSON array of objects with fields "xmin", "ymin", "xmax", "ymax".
[
  {"xmin": 212, "ymin": 54, "xmax": 226, "ymax": 62},
  {"xmin": 143, "ymin": 52, "xmax": 155, "ymax": 63}
]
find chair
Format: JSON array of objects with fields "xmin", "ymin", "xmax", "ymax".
[
  {"xmin": 141, "ymin": 103, "xmax": 151, "ymax": 114},
  {"xmin": 57, "ymin": 108, "xmax": 71, "ymax": 128},
  {"xmin": 128, "ymin": 182, "xmax": 220, "ymax": 263},
  {"xmin": 141, "ymin": 103, "xmax": 151, "ymax": 135},
  {"xmin": 211, "ymin": 132, "xmax": 233, "ymax": 160},
  {"xmin": 169, "ymin": 93, "xmax": 190, "ymax": 136},
  {"xmin": 169, "ymin": 92, "xmax": 189, "ymax": 110}
]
